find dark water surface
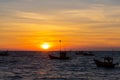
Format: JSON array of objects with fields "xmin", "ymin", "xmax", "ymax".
[{"xmin": 0, "ymin": 51, "xmax": 120, "ymax": 80}]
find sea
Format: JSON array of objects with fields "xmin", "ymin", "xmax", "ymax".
[{"xmin": 0, "ymin": 51, "xmax": 120, "ymax": 80}]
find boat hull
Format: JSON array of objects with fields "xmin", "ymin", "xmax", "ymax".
[
  {"xmin": 0, "ymin": 51, "xmax": 9, "ymax": 56},
  {"xmin": 49, "ymin": 55, "xmax": 70, "ymax": 60},
  {"xmin": 94, "ymin": 59, "xmax": 117, "ymax": 68}
]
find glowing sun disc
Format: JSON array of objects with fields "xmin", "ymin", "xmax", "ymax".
[{"xmin": 41, "ymin": 43, "xmax": 50, "ymax": 49}]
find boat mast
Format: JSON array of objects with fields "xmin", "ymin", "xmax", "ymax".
[
  {"xmin": 59, "ymin": 40, "xmax": 68, "ymax": 58},
  {"xmin": 59, "ymin": 40, "xmax": 61, "ymax": 54}
]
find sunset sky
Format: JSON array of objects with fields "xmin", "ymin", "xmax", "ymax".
[{"xmin": 0, "ymin": 0, "xmax": 120, "ymax": 51}]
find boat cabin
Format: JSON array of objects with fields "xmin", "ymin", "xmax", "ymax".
[{"xmin": 103, "ymin": 56, "xmax": 113, "ymax": 63}]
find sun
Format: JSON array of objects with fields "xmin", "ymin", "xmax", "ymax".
[{"xmin": 41, "ymin": 43, "xmax": 50, "ymax": 49}]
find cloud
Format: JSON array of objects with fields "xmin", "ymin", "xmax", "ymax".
[
  {"xmin": 15, "ymin": 11, "xmax": 52, "ymax": 20},
  {"xmin": 1, "ymin": 0, "xmax": 120, "ymax": 24},
  {"xmin": 0, "ymin": 0, "xmax": 120, "ymax": 50}
]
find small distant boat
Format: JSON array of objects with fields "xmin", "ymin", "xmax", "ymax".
[
  {"xmin": 0, "ymin": 51, "xmax": 9, "ymax": 56},
  {"xmin": 76, "ymin": 51, "xmax": 94, "ymax": 56},
  {"xmin": 49, "ymin": 40, "xmax": 70, "ymax": 60},
  {"xmin": 94, "ymin": 57, "xmax": 119, "ymax": 68}
]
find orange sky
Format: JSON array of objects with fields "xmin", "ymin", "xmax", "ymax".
[{"xmin": 0, "ymin": 0, "xmax": 120, "ymax": 51}]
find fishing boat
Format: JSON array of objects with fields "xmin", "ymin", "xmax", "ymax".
[
  {"xmin": 0, "ymin": 51, "xmax": 9, "ymax": 56},
  {"xmin": 94, "ymin": 57, "xmax": 119, "ymax": 68},
  {"xmin": 49, "ymin": 51, "xmax": 70, "ymax": 60},
  {"xmin": 49, "ymin": 40, "xmax": 70, "ymax": 60}
]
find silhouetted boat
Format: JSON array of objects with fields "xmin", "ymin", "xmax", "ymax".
[
  {"xmin": 49, "ymin": 51, "xmax": 70, "ymax": 60},
  {"xmin": 0, "ymin": 51, "xmax": 9, "ymax": 56},
  {"xmin": 83, "ymin": 53, "xmax": 94, "ymax": 56},
  {"xmin": 94, "ymin": 57, "xmax": 118, "ymax": 68},
  {"xmin": 76, "ymin": 51, "xmax": 94, "ymax": 56},
  {"xmin": 49, "ymin": 40, "xmax": 70, "ymax": 60}
]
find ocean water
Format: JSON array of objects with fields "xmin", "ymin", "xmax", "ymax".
[{"xmin": 0, "ymin": 51, "xmax": 120, "ymax": 80}]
